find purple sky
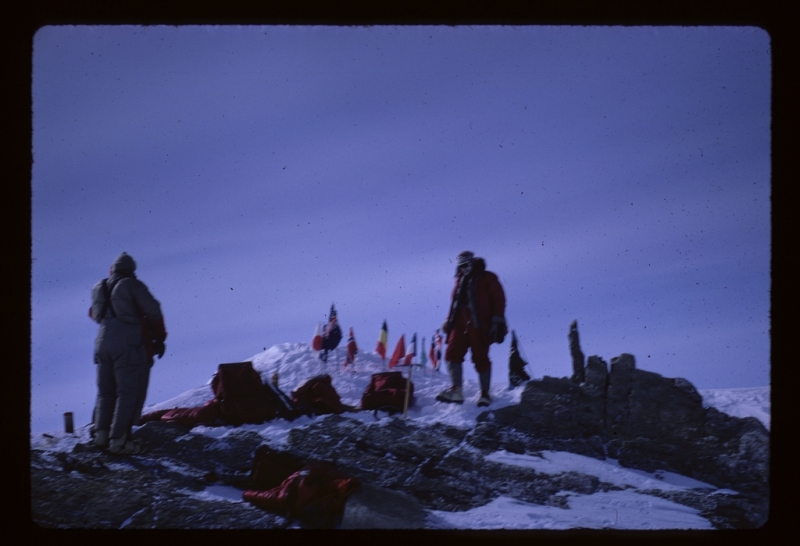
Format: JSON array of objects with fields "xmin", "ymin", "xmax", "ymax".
[{"xmin": 31, "ymin": 25, "xmax": 770, "ymax": 434}]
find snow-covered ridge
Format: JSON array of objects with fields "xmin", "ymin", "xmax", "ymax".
[{"xmin": 144, "ymin": 342, "xmax": 770, "ymax": 431}]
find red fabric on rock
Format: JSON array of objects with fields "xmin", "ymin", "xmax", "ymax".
[
  {"xmin": 138, "ymin": 409, "xmax": 171, "ymax": 424},
  {"xmin": 160, "ymin": 399, "xmax": 222, "ymax": 426},
  {"xmin": 243, "ymin": 461, "xmax": 361, "ymax": 522}
]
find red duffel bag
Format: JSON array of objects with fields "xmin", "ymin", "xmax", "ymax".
[
  {"xmin": 243, "ymin": 460, "xmax": 361, "ymax": 528},
  {"xmin": 360, "ymin": 371, "xmax": 414, "ymax": 414}
]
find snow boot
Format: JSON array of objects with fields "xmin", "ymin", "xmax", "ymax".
[
  {"xmin": 436, "ymin": 386, "xmax": 464, "ymax": 404},
  {"xmin": 108, "ymin": 437, "xmax": 143, "ymax": 456},
  {"xmin": 477, "ymin": 371, "xmax": 492, "ymax": 406},
  {"xmin": 446, "ymin": 361, "xmax": 464, "ymax": 387},
  {"xmin": 93, "ymin": 429, "xmax": 109, "ymax": 449}
]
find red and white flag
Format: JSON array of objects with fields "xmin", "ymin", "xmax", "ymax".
[
  {"xmin": 388, "ymin": 334, "xmax": 406, "ymax": 369},
  {"xmin": 402, "ymin": 333, "xmax": 417, "ymax": 366},
  {"xmin": 429, "ymin": 329, "xmax": 443, "ymax": 371},
  {"xmin": 376, "ymin": 320, "xmax": 388, "ymax": 362},
  {"xmin": 312, "ymin": 323, "xmax": 323, "ymax": 351},
  {"xmin": 345, "ymin": 327, "xmax": 358, "ymax": 367}
]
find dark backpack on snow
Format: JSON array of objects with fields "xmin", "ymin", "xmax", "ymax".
[
  {"xmin": 211, "ymin": 362, "xmax": 276, "ymax": 425},
  {"xmin": 290, "ymin": 374, "xmax": 347, "ymax": 416},
  {"xmin": 360, "ymin": 371, "xmax": 414, "ymax": 414}
]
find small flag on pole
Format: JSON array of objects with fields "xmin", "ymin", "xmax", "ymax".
[
  {"xmin": 429, "ymin": 329, "xmax": 443, "ymax": 371},
  {"xmin": 388, "ymin": 334, "xmax": 406, "ymax": 369},
  {"xmin": 320, "ymin": 305, "xmax": 342, "ymax": 363},
  {"xmin": 402, "ymin": 333, "xmax": 417, "ymax": 366},
  {"xmin": 312, "ymin": 323, "xmax": 323, "ymax": 351},
  {"xmin": 376, "ymin": 321, "xmax": 388, "ymax": 362},
  {"xmin": 345, "ymin": 327, "xmax": 358, "ymax": 367},
  {"xmin": 420, "ymin": 336, "xmax": 427, "ymax": 367}
]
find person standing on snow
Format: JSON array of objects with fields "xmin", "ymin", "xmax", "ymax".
[
  {"xmin": 89, "ymin": 252, "xmax": 167, "ymax": 454},
  {"xmin": 437, "ymin": 251, "xmax": 507, "ymax": 407}
]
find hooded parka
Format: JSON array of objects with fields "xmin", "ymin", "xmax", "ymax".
[
  {"xmin": 90, "ymin": 253, "xmax": 166, "ymax": 443},
  {"xmin": 443, "ymin": 257, "xmax": 506, "ymax": 374}
]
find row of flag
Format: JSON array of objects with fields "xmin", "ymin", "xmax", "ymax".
[
  {"xmin": 310, "ymin": 307, "xmax": 531, "ymax": 387},
  {"xmin": 375, "ymin": 321, "xmax": 443, "ymax": 370},
  {"xmin": 312, "ymin": 312, "xmax": 443, "ymax": 370},
  {"xmin": 310, "ymin": 308, "xmax": 531, "ymax": 386}
]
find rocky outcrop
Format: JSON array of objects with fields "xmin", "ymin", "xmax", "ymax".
[
  {"xmin": 476, "ymin": 352, "xmax": 769, "ymax": 500},
  {"xmin": 472, "ymin": 323, "xmax": 769, "ymax": 527},
  {"xmin": 568, "ymin": 320, "xmax": 586, "ymax": 384},
  {"xmin": 289, "ymin": 412, "xmax": 767, "ymax": 529}
]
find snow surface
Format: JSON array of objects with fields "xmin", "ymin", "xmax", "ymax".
[
  {"xmin": 698, "ymin": 386, "xmax": 770, "ymax": 431},
  {"xmin": 31, "ymin": 342, "xmax": 770, "ymax": 530}
]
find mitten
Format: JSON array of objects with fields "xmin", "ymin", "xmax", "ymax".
[{"xmin": 489, "ymin": 316, "xmax": 507, "ymax": 344}]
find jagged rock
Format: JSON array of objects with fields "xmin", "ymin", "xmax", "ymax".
[
  {"xmin": 476, "ymin": 375, "xmax": 606, "ymax": 459},
  {"xmin": 568, "ymin": 320, "xmax": 585, "ymax": 383},
  {"xmin": 583, "ymin": 355, "xmax": 608, "ymax": 393}
]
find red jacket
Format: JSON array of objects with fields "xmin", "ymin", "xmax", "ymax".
[{"xmin": 445, "ymin": 257, "xmax": 506, "ymax": 333}]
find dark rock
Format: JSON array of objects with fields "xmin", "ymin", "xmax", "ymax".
[
  {"xmin": 31, "ymin": 447, "xmax": 284, "ymax": 529},
  {"xmin": 568, "ymin": 320, "xmax": 585, "ymax": 384},
  {"xmin": 466, "ymin": 421, "xmax": 528, "ymax": 454},
  {"xmin": 468, "ymin": 323, "xmax": 768, "ymax": 528},
  {"xmin": 478, "ymin": 375, "xmax": 606, "ymax": 460},
  {"xmin": 583, "ymin": 355, "xmax": 608, "ymax": 395},
  {"xmin": 501, "ymin": 333, "xmax": 769, "ymax": 528}
]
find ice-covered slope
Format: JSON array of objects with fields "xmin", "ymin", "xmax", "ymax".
[
  {"xmin": 143, "ymin": 342, "xmax": 527, "ymax": 432},
  {"xmin": 144, "ymin": 342, "xmax": 770, "ymax": 432}
]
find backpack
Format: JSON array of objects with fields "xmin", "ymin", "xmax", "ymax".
[
  {"xmin": 211, "ymin": 362, "xmax": 276, "ymax": 425},
  {"xmin": 290, "ymin": 374, "xmax": 347, "ymax": 416},
  {"xmin": 360, "ymin": 371, "xmax": 414, "ymax": 415}
]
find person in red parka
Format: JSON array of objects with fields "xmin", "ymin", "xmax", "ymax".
[{"xmin": 437, "ymin": 251, "xmax": 507, "ymax": 407}]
